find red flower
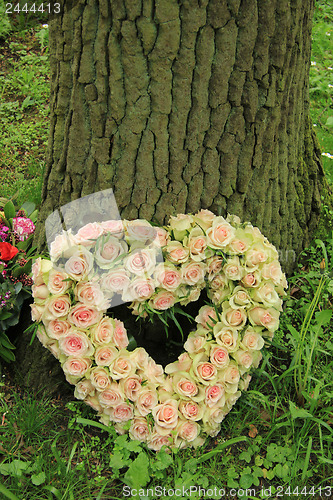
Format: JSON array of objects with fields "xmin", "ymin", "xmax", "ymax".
[{"xmin": 0, "ymin": 242, "xmax": 19, "ymax": 261}]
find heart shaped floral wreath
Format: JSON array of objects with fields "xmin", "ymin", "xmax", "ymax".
[{"xmin": 31, "ymin": 209, "xmax": 287, "ymax": 450}]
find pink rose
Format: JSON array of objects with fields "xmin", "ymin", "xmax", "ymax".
[
  {"xmin": 120, "ymin": 375, "xmax": 142, "ymax": 401},
  {"xmin": 205, "ymin": 384, "xmax": 225, "ymax": 408},
  {"xmin": 154, "ymin": 263, "xmax": 182, "ymax": 291},
  {"xmin": 75, "ymin": 222, "xmax": 104, "ymax": 246},
  {"xmin": 232, "ymin": 349, "xmax": 253, "ymax": 369},
  {"xmin": 245, "ymin": 245, "xmax": 268, "ymax": 268},
  {"xmin": 194, "ymin": 361, "xmax": 217, "ymax": 385},
  {"xmin": 136, "ymin": 386, "xmax": 158, "ymax": 416},
  {"xmin": 223, "ymin": 257, "xmax": 244, "ymax": 281},
  {"xmin": 210, "ymin": 345, "xmax": 230, "ymax": 369},
  {"xmin": 221, "ymin": 363, "xmax": 240, "ymax": 385},
  {"xmin": 184, "ymin": 333, "xmax": 207, "ymax": 354},
  {"xmin": 179, "ymin": 400, "xmax": 204, "ymax": 421},
  {"xmin": 45, "ymin": 319, "xmax": 72, "ymax": 339},
  {"xmin": 113, "ymin": 319, "xmax": 129, "ymax": 349},
  {"xmin": 125, "ymin": 248, "xmax": 156, "ymax": 276},
  {"xmin": 242, "ymin": 329, "xmax": 264, "ymax": 350},
  {"xmin": 152, "ymin": 227, "xmax": 170, "ymax": 247},
  {"xmin": 129, "ymin": 417, "xmax": 150, "ymax": 442},
  {"xmin": 149, "ymin": 290, "xmax": 175, "ymax": 311},
  {"xmin": 95, "ymin": 345, "xmax": 118, "ymax": 366},
  {"xmin": 126, "ymin": 220, "xmax": 157, "ymax": 243},
  {"xmin": 59, "ymin": 330, "xmax": 94, "ymax": 357},
  {"xmin": 101, "ymin": 220, "xmax": 124, "ymax": 237},
  {"xmin": 241, "ymin": 272, "xmax": 261, "ymax": 288},
  {"xmin": 152, "ymin": 399, "xmax": 178, "ymax": 432},
  {"xmin": 148, "ymin": 430, "xmax": 173, "ymax": 451},
  {"xmin": 207, "ymin": 256, "xmax": 224, "ymax": 277},
  {"xmin": 68, "ymin": 304, "xmax": 102, "ymax": 328}
]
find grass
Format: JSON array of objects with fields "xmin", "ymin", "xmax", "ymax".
[{"xmin": 0, "ymin": 2, "xmax": 333, "ymax": 499}]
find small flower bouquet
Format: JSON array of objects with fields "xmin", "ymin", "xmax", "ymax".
[{"xmin": 0, "ymin": 197, "xmax": 38, "ymax": 363}]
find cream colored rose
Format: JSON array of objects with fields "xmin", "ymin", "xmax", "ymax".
[
  {"xmin": 261, "ymin": 261, "xmax": 284, "ymax": 284},
  {"xmin": 191, "ymin": 354, "xmax": 217, "ymax": 385},
  {"xmin": 205, "ymin": 383, "xmax": 225, "ymax": 408},
  {"xmin": 46, "ymin": 269, "xmax": 71, "ymax": 296},
  {"xmin": 75, "ymin": 281, "xmax": 109, "ymax": 311},
  {"xmin": 169, "ymin": 213, "xmax": 193, "ymax": 240},
  {"xmin": 210, "ymin": 345, "xmax": 230, "ymax": 369},
  {"xmin": 45, "ymin": 319, "xmax": 71, "ymax": 339},
  {"xmin": 152, "ymin": 399, "xmax": 179, "ymax": 433},
  {"xmin": 32, "ymin": 284, "xmax": 49, "ymax": 300},
  {"xmin": 130, "ymin": 347, "xmax": 149, "ymax": 371},
  {"xmin": 193, "ymin": 209, "xmax": 215, "ymax": 230},
  {"xmin": 172, "ymin": 373, "xmax": 199, "ymax": 398},
  {"xmin": 49, "ymin": 230, "xmax": 77, "ymax": 261},
  {"xmin": 100, "ymin": 220, "xmax": 124, "ymax": 237},
  {"xmin": 120, "ymin": 375, "xmax": 142, "ymax": 401},
  {"xmin": 184, "ymin": 332, "xmax": 207, "ymax": 354},
  {"xmin": 62, "ymin": 356, "xmax": 92, "ymax": 382},
  {"xmin": 100, "ymin": 269, "xmax": 130, "ymax": 295},
  {"xmin": 232, "ymin": 349, "xmax": 253, "ymax": 369},
  {"xmin": 129, "ymin": 417, "xmax": 150, "ymax": 442},
  {"xmin": 207, "ymin": 256, "xmax": 224, "ymax": 277},
  {"xmin": 241, "ymin": 328, "xmax": 265, "ymax": 351},
  {"xmin": 165, "ymin": 352, "xmax": 192, "ymax": 374},
  {"xmin": 146, "ymin": 358, "xmax": 165, "ymax": 384},
  {"xmin": 109, "ymin": 353, "xmax": 135, "ymax": 380},
  {"xmin": 220, "ymin": 363, "xmax": 240, "ymax": 385},
  {"xmin": 109, "ymin": 402, "xmax": 134, "ymax": 423},
  {"xmin": 30, "ymin": 303, "xmax": 44, "ymax": 322},
  {"xmin": 152, "ymin": 227, "xmax": 170, "ymax": 247},
  {"xmin": 179, "ymin": 400, "xmax": 204, "ymax": 421},
  {"xmin": 43, "ymin": 295, "xmax": 72, "ymax": 320},
  {"xmin": 244, "ymin": 244, "xmax": 268, "ymax": 270},
  {"xmin": 74, "ymin": 379, "xmax": 95, "ymax": 400},
  {"xmin": 90, "ymin": 366, "xmax": 111, "ymax": 391},
  {"xmin": 149, "ymin": 290, "xmax": 175, "ymax": 310},
  {"xmin": 229, "ymin": 287, "xmax": 251, "ymax": 309},
  {"xmin": 206, "ymin": 217, "xmax": 235, "ymax": 249},
  {"xmin": 176, "ymin": 420, "xmax": 200, "ymax": 443},
  {"xmin": 113, "ymin": 319, "xmax": 129, "ymax": 349},
  {"xmin": 241, "ymin": 272, "xmax": 261, "ymax": 288},
  {"xmin": 97, "ymin": 383, "xmax": 124, "ymax": 408},
  {"xmin": 195, "ymin": 305, "xmax": 218, "ymax": 329},
  {"xmin": 90, "ymin": 317, "xmax": 114, "ymax": 345},
  {"xmin": 185, "ymin": 227, "xmax": 211, "ymax": 262},
  {"xmin": 95, "ymin": 345, "xmax": 118, "ymax": 366},
  {"xmin": 223, "ymin": 257, "xmax": 244, "ymax": 281},
  {"xmin": 181, "ymin": 261, "xmax": 206, "ymax": 286},
  {"xmin": 221, "ymin": 306, "xmax": 247, "ymax": 329},
  {"xmin": 147, "ymin": 430, "xmax": 173, "ymax": 451},
  {"xmin": 124, "ymin": 247, "xmax": 156, "ymax": 276},
  {"xmin": 248, "ymin": 307, "xmax": 280, "ymax": 332},
  {"xmin": 136, "ymin": 385, "xmax": 158, "ymax": 416},
  {"xmin": 164, "ymin": 241, "xmax": 190, "ymax": 264},
  {"xmin": 122, "ymin": 277, "xmax": 155, "ymax": 302},
  {"xmin": 64, "ymin": 246, "xmax": 94, "ymax": 281},
  {"xmin": 126, "ymin": 219, "xmax": 157, "ymax": 243},
  {"xmin": 95, "ymin": 235, "xmax": 128, "ymax": 269},
  {"xmin": 213, "ymin": 323, "xmax": 239, "ymax": 352},
  {"xmin": 252, "ymin": 282, "xmax": 282, "ymax": 309}
]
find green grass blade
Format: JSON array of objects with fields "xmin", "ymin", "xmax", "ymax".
[{"xmin": 0, "ymin": 484, "xmax": 20, "ymax": 500}]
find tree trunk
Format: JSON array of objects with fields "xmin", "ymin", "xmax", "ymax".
[{"xmin": 20, "ymin": 0, "xmax": 328, "ymax": 393}]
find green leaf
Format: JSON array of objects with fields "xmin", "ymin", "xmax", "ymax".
[
  {"xmin": 31, "ymin": 471, "xmax": 46, "ymax": 486},
  {"xmin": 123, "ymin": 452, "xmax": 150, "ymax": 489},
  {"xmin": 4, "ymin": 200, "xmax": 15, "ymax": 220},
  {"xmin": 0, "ymin": 483, "xmax": 20, "ymax": 500},
  {"xmin": 239, "ymin": 473, "xmax": 254, "ymax": 489},
  {"xmin": 20, "ymin": 201, "xmax": 36, "ymax": 216},
  {"xmin": 0, "ymin": 460, "xmax": 31, "ymax": 477},
  {"xmin": 325, "ymin": 115, "xmax": 333, "ymax": 127},
  {"xmin": 289, "ymin": 401, "xmax": 312, "ymax": 419},
  {"xmin": 0, "ymin": 333, "xmax": 16, "ymax": 350},
  {"xmin": 315, "ymin": 309, "xmax": 332, "ymax": 326}
]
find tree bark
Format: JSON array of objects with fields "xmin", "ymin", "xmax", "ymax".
[{"xmin": 20, "ymin": 0, "xmax": 328, "ymax": 393}]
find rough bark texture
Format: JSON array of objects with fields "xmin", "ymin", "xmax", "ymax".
[
  {"xmin": 18, "ymin": 0, "xmax": 328, "ymax": 394},
  {"xmin": 35, "ymin": 0, "xmax": 326, "ymax": 273}
]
